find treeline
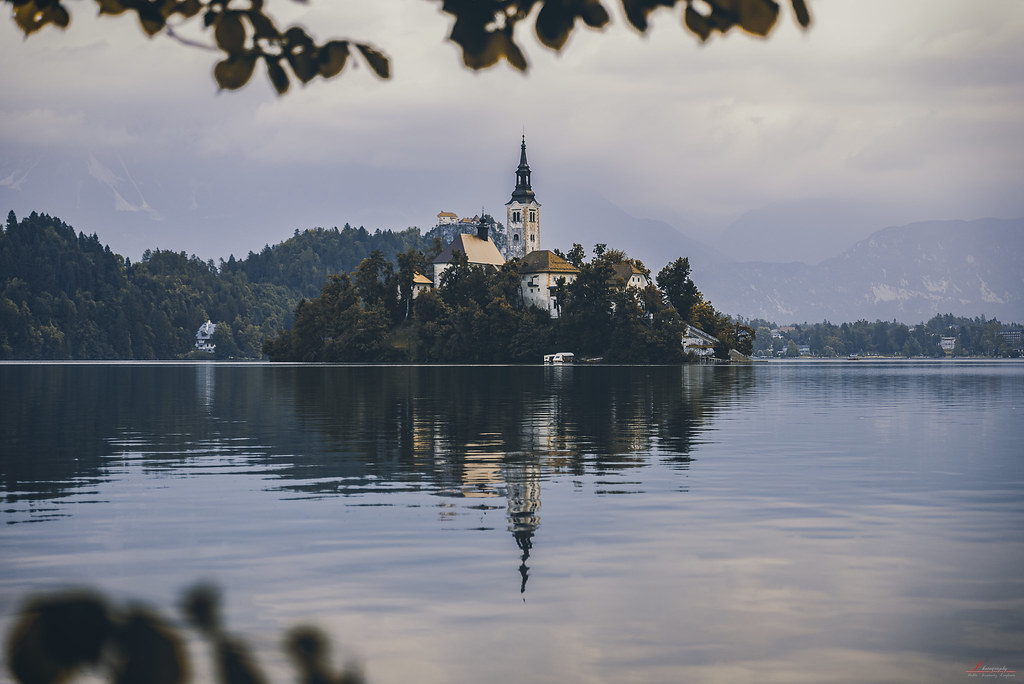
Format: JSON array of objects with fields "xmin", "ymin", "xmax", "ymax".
[
  {"xmin": 0, "ymin": 211, "xmax": 431, "ymax": 359},
  {"xmin": 263, "ymin": 243, "xmax": 754, "ymax": 363},
  {"xmin": 223, "ymin": 224, "xmax": 433, "ymax": 298},
  {"xmin": 749, "ymin": 315, "xmax": 1021, "ymax": 357}
]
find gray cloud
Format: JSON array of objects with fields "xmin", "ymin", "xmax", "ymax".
[{"xmin": 2, "ymin": 1, "xmax": 1023, "ymax": 264}]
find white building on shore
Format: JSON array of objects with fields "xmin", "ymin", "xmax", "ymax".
[{"xmin": 195, "ymin": 320, "xmax": 216, "ymax": 353}]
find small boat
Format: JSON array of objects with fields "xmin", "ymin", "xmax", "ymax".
[
  {"xmin": 847, "ymin": 354, "xmax": 861, "ymax": 361},
  {"xmin": 543, "ymin": 352, "xmax": 575, "ymax": 364}
]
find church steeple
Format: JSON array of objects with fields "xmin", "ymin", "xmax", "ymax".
[
  {"xmin": 505, "ymin": 136, "xmax": 541, "ymax": 260},
  {"xmin": 510, "ymin": 135, "xmax": 536, "ymax": 204}
]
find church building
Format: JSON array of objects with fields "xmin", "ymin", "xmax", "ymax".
[
  {"xmin": 426, "ymin": 137, "xmax": 582, "ymax": 318},
  {"xmin": 431, "ymin": 215, "xmax": 506, "ymax": 284},
  {"xmin": 505, "ymin": 136, "xmax": 540, "ymax": 260}
]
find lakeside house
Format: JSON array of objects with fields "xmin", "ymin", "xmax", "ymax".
[
  {"xmin": 682, "ymin": 324, "xmax": 718, "ymax": 359},
  {"xmin": 195, "ymin": 320, "xmax": 216, "ymax": 353}
]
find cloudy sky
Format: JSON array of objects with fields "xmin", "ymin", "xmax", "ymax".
[{"xmin": 2, "ymin": 0, "xmax": 1023, "ymax": 265}]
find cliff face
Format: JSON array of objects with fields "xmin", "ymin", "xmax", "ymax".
[{"xmin": 426, "ymin": 216, "xmax": 511, "ymax": 258}]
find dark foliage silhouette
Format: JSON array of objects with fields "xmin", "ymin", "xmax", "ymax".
[
  {"xmin": 6, "ymin": 585, "xmax": 364, "ymax": 684},
  {"xmin": 4, "ymin": 0, "xmax": 810, "ymax": 94}
]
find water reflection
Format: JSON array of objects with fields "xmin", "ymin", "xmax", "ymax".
[
  {"xmin": 0, "ymin": 363, "xmax": 751, "ymax": 593},
  {"xmin": 2, "ymin": 361, "xmax": 1022, "ymax": 682}
]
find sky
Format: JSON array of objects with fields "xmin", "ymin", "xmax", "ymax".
[{"xmin": 2, "ymin": 0, "xmax": 1023, "ymax": 266}]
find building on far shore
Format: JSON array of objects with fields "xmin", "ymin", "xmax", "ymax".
[
  {"xmin": 195, "ymin": 320, "xmax": 216, "ymax": 353},
  {"xmin": 682, "ymin": 324, "xmax": 718, "ymax": 359}
]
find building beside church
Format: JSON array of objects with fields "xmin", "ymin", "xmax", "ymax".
[
  {"xmin": 431, "ymin": 216, "xmax": 506, "ymax": 284},
  {"xmin": 518, "ymin": 250, "xmax": 578, "ymax": 318},
  {"xmin": 609, "ymin": 263, "xmax": 651, "ymax": 290}
]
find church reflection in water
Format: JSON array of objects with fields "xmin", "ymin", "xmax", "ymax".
[
  {"xmin": 1, "ymin": 363, "xmax": 755, "ymax": 593},
  {"xmin": 384, "ymin": 364, "xmax": 747, "ymax": 594}
]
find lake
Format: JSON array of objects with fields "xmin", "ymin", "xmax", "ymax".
[{"xmin": 1, "ymin": 361, "xmax": 1022, "ymax": 683}]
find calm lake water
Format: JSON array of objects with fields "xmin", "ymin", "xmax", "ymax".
[{"xmin": 1, "ymin": 361, "xmax": 1022, "ymax": 683}]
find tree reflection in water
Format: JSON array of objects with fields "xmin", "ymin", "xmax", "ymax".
[
  {"xmin": 1, "ymin": 363, "xmax": 751, "ymax": 589},
  {"xmin": 0, "ymin": 363, "xmax": 753, "ymax": 679}
]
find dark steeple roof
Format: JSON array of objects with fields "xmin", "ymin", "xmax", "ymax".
[{"xmin": 508, "ymin": 135, "xmax": 537, "ymax": 205}]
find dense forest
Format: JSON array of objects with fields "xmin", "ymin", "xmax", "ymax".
[
  {"xmin": 0, "ymin": 211, "xmax": 429, "ymax": 359},
  {"xmin": 2, "ymin": 210, "xmax": 1019, "ymax": 361}
]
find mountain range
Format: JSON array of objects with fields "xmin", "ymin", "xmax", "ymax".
[{"xmin": 693, "ymin": 218, "xmax": 1024, "ymax": 324}]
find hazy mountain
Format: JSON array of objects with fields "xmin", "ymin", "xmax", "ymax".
[
  {"xmin": 710, "ymin": 198, "xmax": 912, "ymax": 265},
  {"xmin": 695, "ymin": 218, "xmax": 1024, "ymax": 324},
  {"xmin": 544, "ymin": 191, "xmax": 727, "ymax": 273}
]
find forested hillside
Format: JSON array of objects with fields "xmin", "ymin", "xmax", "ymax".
[
  {"xmin": 0, "ymin": 212, "xmax": 431, "ymax": 359},
  {"xmin": 224, "ymin": 224, "xmax": 433, "ymax": 298}
]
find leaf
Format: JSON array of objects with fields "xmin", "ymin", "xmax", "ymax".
[
  {"xmin": 459, "ymin": 31, "xmax": 501, "ymax": 70},
  {"xmin": 356, "ymin": 44, "xmax": 390, "ymax": 79},
  {"xmin": 266, "ymin": 58, "xmax": 290, "ymax": 94},
  {"xmin": 135, "ymin": 3, "xmax": 166, "ymax": 35},
  {"xmin": 214, "ymin": 12, "xmax": 246, "ymax": 53},
  {"xmin": 683, "ymin": 5, "xmax": 711, "ymax": 41},
  {"xmin": 504, "ymin": 35, "xmax": 528, "ymax": 72},
  {"xmin": 791, "ymin": 0, "xmax": 810, "ymax": 27},
  {"xmin": 96, "ymin": 0, "xmax": 127, "ymax": 16},
  {"xmin": 14, "ymin": 0, "xmax": 68, "ymax": 34},
  {"xmin": 621, "ymin": 0, "xmax": 674, "ymax": 33},
  {"xmin": 214, "ymin": 54, "xmax": 257, "ymax": 90},
  {"xmin": 176, "ymin": 0, "xmax": 201, "ymax": 19},
  {"xmin": 51, "ymin": 2, "xmax": 68, "ymax": 28},
  {"xmin": 316, "ymin": 40, "xmax": 349, "ymax": 78},
  {"xmin": 247, "ymin": 10, "xmax": 277, "ymax": 39},
  {"xmin": 737, "ymin": 0, "xmax": 778, "ymax": 36},
  {"xmin": 286, "ymin": 48, "xmax": 317, "ymax": 84},
  {"xmin": 284, "ymin": 26, "xmax": 312, "ymax": 46},
  {"xmin": 580, "ymin": 0, "xmax": 611, "ymax": 29},
  {"xmin": 535, "ymin": 2, "xmax": 574, "ymax": 51}
]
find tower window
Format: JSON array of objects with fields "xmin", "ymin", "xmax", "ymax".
[
  {"xmin": 513, "ymin": 234, "xmax": 519, "ymax": 243},
  {"xmin": 529, "ymin": 210, "xmax": 536, "ymax": 222},
  {"xmin": 512, "ymin": 210, "xmax": 521, "ymax": 223}
]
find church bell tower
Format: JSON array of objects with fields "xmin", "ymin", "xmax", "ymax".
[{"xmin": 505, "ymin": 136, "xmax": 540, "ymax": 259}]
